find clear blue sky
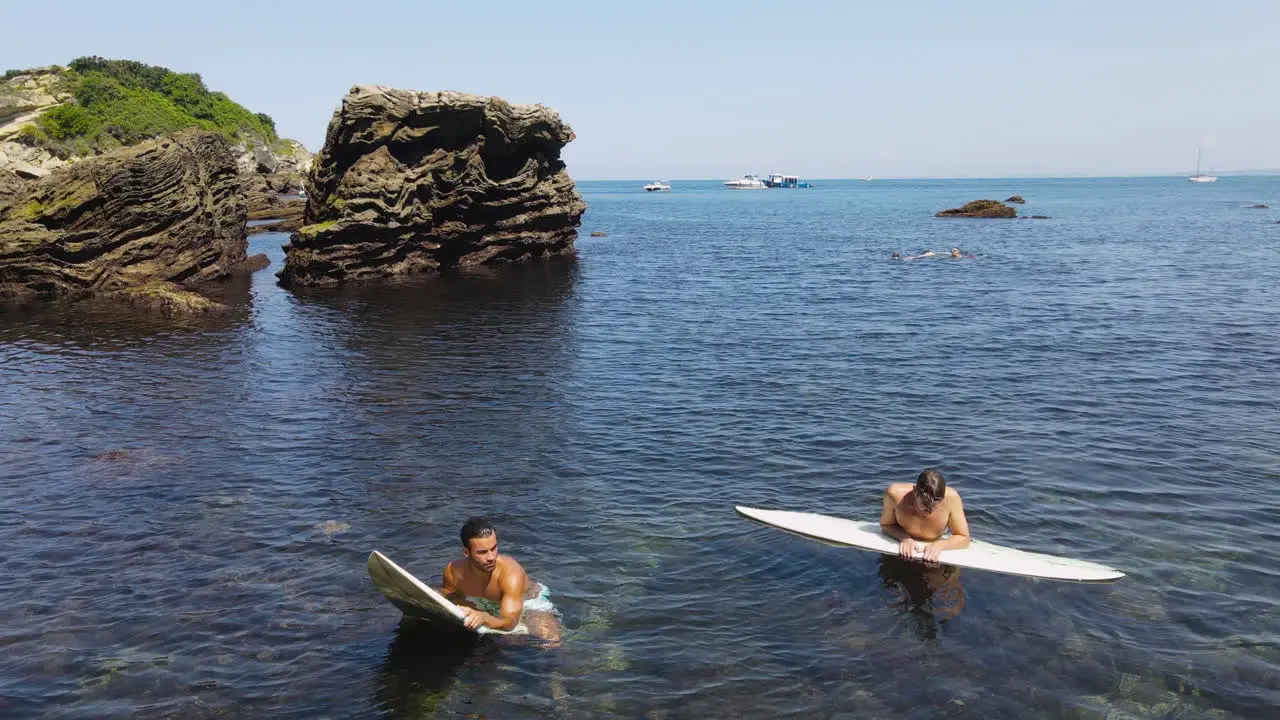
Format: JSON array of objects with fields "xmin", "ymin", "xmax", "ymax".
[{"xmin": 6, "ymin": 0, "xmax": 1277, "ymax": 179}]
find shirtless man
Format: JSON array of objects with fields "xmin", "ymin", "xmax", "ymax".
[
  {"xmin": 879, "ymin": 469, "xmax": 971, "ymax": 563},
  {"xmin": 440, "ymin": 517, "xmax": 561, "ymax": 643}
]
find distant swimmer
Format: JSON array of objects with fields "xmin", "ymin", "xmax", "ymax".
[
  {"xmin": 441, "ymin": 517, "xmax": 562, "ymax": 644},
  {"xmin": 903, "ymin": 250, "xmax": 935, "ymax": 260},
  {"xmin": 879, "ymin": 469, "xmax": 971, "ymax": 562},
  {"xmin": 949, "ymin": 247, "xmax": 977, "ymax": 259},
  {"xmin": 890, "ymin": 251, "xmax": 902, "ymax": 260}
]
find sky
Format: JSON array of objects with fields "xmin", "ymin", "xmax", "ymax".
[{"xmin": 5, "ymin": 0, "xmax": 1278, "ymax": 179}]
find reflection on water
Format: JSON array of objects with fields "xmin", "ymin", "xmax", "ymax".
[
  {"xmin": 374, "ymin": 620, "xmax": 480, "ymax": 718},
  {"xmin": 877, "ymin": 556, "xmax": 967, "ymax": 639}
]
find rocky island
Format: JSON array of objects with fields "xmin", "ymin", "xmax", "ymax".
[
  {"xmin": 936, "ymin": 200, "xmax": 1019, "ymax": 218},
  {"xmin": 278, "ymin": 86, "xmax": 586, "ymax": 287}
]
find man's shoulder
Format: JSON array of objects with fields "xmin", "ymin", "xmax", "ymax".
[
  {"xmin": 496, "ymin": 555, "xmax": 527, "ymax": 585},
  {"xmin": 497, "ymin": 554, "xmax": 526, "ymax": 576},
  {"xmin": 886, "ymin": 483, "xmax": 913, "ymax": 499}
]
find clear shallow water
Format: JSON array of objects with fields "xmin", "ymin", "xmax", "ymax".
[{"xmin": 1, "ymin": 177, "xmax": 1278, "ymax": 718}]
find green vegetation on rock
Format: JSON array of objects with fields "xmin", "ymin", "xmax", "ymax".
[{"xmin": 10, "ymin": 56, "xmax": 277, "ymax": 157}]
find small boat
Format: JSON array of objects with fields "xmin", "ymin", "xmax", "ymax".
[
  {"xmin": 643, "ymin": 181, "xmax": 671, "ymax": 192},
  {"xmin": 724, "ymin": 174, "xmax": 766, "ymax": 189},
  {"xmin": 1188, "ymin": 147, "xmax": 1217, "ymax": 183},
  {"xmin": 763, "ymin": 173, "xmax": 813, "ymax": 188}
]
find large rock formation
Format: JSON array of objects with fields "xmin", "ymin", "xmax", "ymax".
[
  {"xmin": 0, "ymin": 129, "xmax": 247, "ymax": 303},
  {"xmin": 279, "ymin": 86, "xmax": 586, "ymax": 287},
  {"xmin": 936, "ymin": 200, "xmax": 1018, "ymax": 218}
]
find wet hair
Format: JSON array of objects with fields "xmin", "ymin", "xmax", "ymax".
[
  {"xmin": 914, "ymin": 469, "xmax": 947, "ymax": 514},
  {"xmin": 460, "ymin": 516, "xmax": 497, "ymax": 548}
]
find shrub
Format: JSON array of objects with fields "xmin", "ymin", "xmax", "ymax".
[
  {"xmin": 38, "ymin": 104, "xmax": 100, "ymax": 139},
  {"xmin": 24, "ymin": 57, "xmax": 280, "ymax": 150}
]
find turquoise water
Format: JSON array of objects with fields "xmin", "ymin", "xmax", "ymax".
[{"xmin": 1, "ymin": 176, "xmax": 1277, "ymax": 717}]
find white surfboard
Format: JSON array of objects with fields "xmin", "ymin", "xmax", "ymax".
[
  {"xmin": 367, "ymin": 550, "xmax": 526, "ymax": 634},
  {"xmin": 735, "ymin": 506, "xmax": 1124, "ymax": 582}
]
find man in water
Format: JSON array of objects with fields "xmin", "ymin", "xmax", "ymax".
[
  {"xmin": 879, "ymin": 469, "xmax": 971, "ymax": 562},
  {"xmin": 441, "ymin": 516, "xmax": 561, "ymax": 644},
  {"xmin": 904, "ymin": 250, "xmax": 935, "ymax": 260}
]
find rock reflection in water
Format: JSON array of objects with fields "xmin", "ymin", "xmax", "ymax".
[{"xmin": 877, "ymin": 556, "xmax": 966, "ymax": 639}]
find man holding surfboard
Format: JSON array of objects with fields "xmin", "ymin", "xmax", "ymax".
[
  {"xmin": 440, "ymin": 517, "xmax": 561, "ymax": 643},
  {"xmin": 879, "ymin": 469, "xmax": 971, "ymax": 562}
]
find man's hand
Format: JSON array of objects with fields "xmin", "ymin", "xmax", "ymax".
[
  {"xmin": 898, "ymin": 538, "xmax": 921, "ymax": 559},
  {"xmin": 458, "ymin": 606, "xmax": 488, "ymax": 630},
  {"xmin": 921, "ymin": 542, "xmax": 945, "ymax": 563}
]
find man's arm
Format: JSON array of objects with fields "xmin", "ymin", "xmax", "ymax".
[
  {"xmin": 440, "ymin": 562, "xmax": 472, "ymax": 607},
  {"xmin": 922, "ymin": 495, "xmax": 972, "ymax": 561},
  {"xmin": 879, "ymin": 490, "xmax": 921, "ymax": 558}
]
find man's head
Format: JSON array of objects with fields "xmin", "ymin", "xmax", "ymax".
[
  {"xmin": 912, "ymin": 469, "xmax": 947, "ymax": 515},
  {"xmin": 950, "ymin": 248, "xmax": 961, "ymax": 258},
  {"xmin": 460, "ymin": 516, "xmax": 499, "ymax": 573}
]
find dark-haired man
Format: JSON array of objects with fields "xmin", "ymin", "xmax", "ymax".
[
  {"xmin": 879, "ymin": 469, "xmax": 971, "ymax": 563},
  {"xmin": 440, "ymin": 517, "xmax": 561, "ymax": 643}
]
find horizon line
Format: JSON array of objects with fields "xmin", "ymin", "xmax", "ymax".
[{"xmin": 574, "ymin": 172, "xmax": 1280, "ymax": 182}]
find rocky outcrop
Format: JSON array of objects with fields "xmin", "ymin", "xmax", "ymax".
[
  {"xmin": 936, "ymin": 200, "xmax": 1018, "ymax": 218},
  {"xmin": 279, "ymin": 86, "xmax": 586, "ymax": 287},
  {"xmin": 234, "ymin": 137, "xmax": 311, "ymax": 195},
  {"xmin": 0, "ymin": 130, "xmax": 247, "ymax": 304},
  {"xmin": 1005, "ymin": 195, "xmax": 1026, "ymax": 204},
  {"xmin": 1246, "ymin": 203, "xmax": 1269, "ymax": 209}
]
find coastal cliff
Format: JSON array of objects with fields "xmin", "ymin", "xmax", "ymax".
[
  {"xmin": 278, "ymin": 86, "xmax": 585, "ymax": 287},
  {"xmin": 0, "ymin": 59, "xmax": 310, "ymax": 195},
  {"xmin": 0, "ymin": 129, "xmax": 247, "ymax": 308}
]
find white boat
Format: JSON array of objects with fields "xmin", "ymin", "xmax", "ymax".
[
  {"xmin": 1188, "ymin": 147, "xmax": 1218, "ymax": 183},
  {"xmin": 643, "ymin": 181, "xmax": 671, "ymax": 192},
  {"xmin": 724, "ymin": 173, "xmax": 766, "ymax": 189}
]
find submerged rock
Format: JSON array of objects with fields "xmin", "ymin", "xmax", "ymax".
[
  {"xmin": 108, "ymin": 282, "xmax": 229, "ymax": 316},
  {"xmin": 1246, "ymin": 203, "xmax": 1269, "ymax": 209},
  {"xmin": 935, "ymin": 200, "xmax": 1017, "ymax": 218},
  {"xmin": 279, "ymin": 86, "xmax": 586, "ymax": 287},
  {"xmin": 0, "ymin": 129, "xmax": 247, "ymax": 300},
  {"xmin": 1005, "ymin": 195, "xmax": 1026, "ymax": 204},
  {"xmin": 590, "ymin": 231, "xmax": 608, "ymax": 237}
]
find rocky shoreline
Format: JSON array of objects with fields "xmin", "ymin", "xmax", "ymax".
[{"xmin": 0, "ymin": 62, "xmax": 589, "ymax": 315}]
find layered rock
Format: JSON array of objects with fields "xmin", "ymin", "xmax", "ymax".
[
  {"xmin": 0, "ymin": 130, "xmax": 247, "ymax": 303},
  {"xmin": 1005, "ymin": 195, "xmax": 1026, "ymax": 204},
  {"xmin": 936, "ymin": 200, "xmax": 1018, "ymax": 218},
  {"xmin": 279, "ymin": 86, "xmax": 586, "ymax": 287}
]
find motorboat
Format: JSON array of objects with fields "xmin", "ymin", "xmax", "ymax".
[
  {"xmin": 763, "ymin": 173, "xmax": 813, "ymax": 188},
  {"xmin": 643, "ymin": 181, "xmax": 671, "ymax": 192},
  {"xmin": 1188, "ymin": 147, "xmax": 1217, "ymax": 183},
  {"xmin": 724, "ymin": 174, "xmax": 766, "ymax": 189}
]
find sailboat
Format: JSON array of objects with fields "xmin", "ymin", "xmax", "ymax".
[{"xmin": 1188, "ymin": 147, "xmax": 1218, "ymax": 183}]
